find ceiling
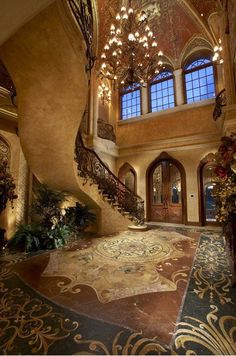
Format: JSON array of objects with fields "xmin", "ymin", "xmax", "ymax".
[{"xmin": 96, "ymin": 0, "xmax": 220, "ymax": 69}]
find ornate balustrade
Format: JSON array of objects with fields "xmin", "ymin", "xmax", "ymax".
[
  {"xmin": 75, "ymin": 133, "xmax": 144, "ymax": 224},
  {"xmin": 97, "ymin": 118, "xmax": 116, "ymax": 143},
  {"xmin": 68, "ymin": 0, "xmax": 96, "ymax": 71},
  {"xmin": 213, "ymin": 88, "xmax": 226, "ymax": 121}
]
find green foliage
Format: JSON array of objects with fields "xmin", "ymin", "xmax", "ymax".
[
  {"xmin": 7, "ymin": 223, "xmax": 72, "ymax": 253},
  {"xmin": 45, "ymin": 224, "xmax": 71, "ymax": 249},
  {"xmin": 0, "ymin": 159, "xmax": 17, "ymax": 214},
  {"xmin": 32, "ymin": 183, "xmax": 67, "ymax": 229},
  {"xmin": 65, "ymin": 202, "xmax": 96, "ymax": 233},
  {"xmin": 7, "ymin": 184, "xmax": 96, "ymax": 253},
  {"xmin": 213, "ymin": 133, "xmax": 236, "ymax": 224},
  {"xmin": 7, "ymin": 223, "xmax": 46, "ymax": 252}
]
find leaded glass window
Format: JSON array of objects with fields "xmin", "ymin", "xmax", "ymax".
[
  {"xmin": 184, "ymin": 58, "xmax": 215, "ymax": 104},
  {"xmin": 121, "ymin": 84, "xmax": 141, "ymax": 119},
  {"xmin": 149, "ymin": 71, "xmax": 175, "ymax": 112}
]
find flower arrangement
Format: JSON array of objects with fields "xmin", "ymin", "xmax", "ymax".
[
  {"xmin": 213, "ymin": 133, "xmax": 236, "ymax": 224},
  {"xmin": 0, "ymin": 159, "xmax": 18, "ymax": 214}
]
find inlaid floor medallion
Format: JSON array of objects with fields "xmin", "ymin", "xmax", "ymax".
[{"xmin": 42, "ymin": 230, "xmax": 193, "ymax": 303}]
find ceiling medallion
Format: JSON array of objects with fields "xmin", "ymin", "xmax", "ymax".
[{"xmin": 99, "ymin": 0, "xmax": 164, "ymax": 89}]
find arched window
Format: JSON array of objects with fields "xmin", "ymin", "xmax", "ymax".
[
  {"xmin": 149, "ymin": 70, "xmax": 175, "ymax": 112},
  {"xmin": 184, "ymin": 58, "xmax": 215, "ymax": 104},
  {"xmin": 121, "ymin": 84, "xmax": 141, "ymax": 120}
]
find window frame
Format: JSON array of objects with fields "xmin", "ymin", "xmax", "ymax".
[
  {"xmin": 120, "ymin": 85, "xmax": 142, "ymax": 120},
  {"xmin": 183, "ymin": 58, "xmax": 216, "ymax": 104},
  {"xmin": 148, "ymin": 70, "xmax": 176, "ymax": 113}
]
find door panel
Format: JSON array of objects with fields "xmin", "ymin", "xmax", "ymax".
[
  {"xmin": 150, "ymin": 161, "xmax": 183, "ymax": 223},
  {"xmin": 202, "ymin": 163, "xmax": 217, "ymax": 225}
]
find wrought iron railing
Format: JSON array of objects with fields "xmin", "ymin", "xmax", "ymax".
[
  {"xmin": 97, "ymin": 118, "xmax": 116, "ymax": 143},
  {"xmin": 0, "ymin": 61, "xmax": 17, "ymax": 107},
  {"xmin": 75, "ymin": 133, "xmax": 144, "ymax": 224},
  {"xmin": 68, "ymin": 0, "xmax": 96, "ymax": 71},
  {"xmin": 213, "ymin": 88, "xmax": 226, "ymax": 121}
]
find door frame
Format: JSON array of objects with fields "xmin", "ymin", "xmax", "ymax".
[
  {"xmin": 146, "ymin": 152, "xmax": 187, "ymax": 224},
  {"xmin": 118, "ymin": 162, "xmax": 137, "ymax": 194},
  {"xmin": 198, "ymin": 153, "xmax": 219, "ymax": 226}
]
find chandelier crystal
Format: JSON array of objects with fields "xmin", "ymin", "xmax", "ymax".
[{"xmin": 99, "ymin": 0, "xmax": 164, "ymax": 88}]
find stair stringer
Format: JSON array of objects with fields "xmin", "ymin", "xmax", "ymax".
[{"xmin": 74, "ymin": 163, "xmax": 132, "ymax": 235}]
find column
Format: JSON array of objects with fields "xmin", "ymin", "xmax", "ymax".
[
  {"xmin": 173, "ymin": 69, "xmax": 185, "ymax": 106},
  {"xmin": 142, "ymin": 86, "xmax": 149, "ymax": 114}
]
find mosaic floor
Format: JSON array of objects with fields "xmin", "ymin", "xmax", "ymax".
[{"xmin": 0, "ymin": 227, "xmax": 235, "ymax": 355}]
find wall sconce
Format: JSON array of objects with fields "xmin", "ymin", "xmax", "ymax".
[
  {"xmin": 212, "ymin": 39, "xmax": 223, "ymax": 64},
  {"xmin": 98, "ymin": 83, "xmax": 111, "ymax": 105}
]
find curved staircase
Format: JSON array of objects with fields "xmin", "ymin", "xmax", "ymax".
[{"xmin": 0, "ymin": 0, "xmax": 145, "ymax": 234}]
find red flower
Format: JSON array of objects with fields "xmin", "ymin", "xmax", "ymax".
[{"xmin": 215, "ymin": 165, "xmax": 227, "ymax": 179}]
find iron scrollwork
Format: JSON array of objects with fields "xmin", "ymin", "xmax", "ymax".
[
  {"xmin": 213, "ymin": 88, "xmax": 226, "ymax": 121},
  {"xmin": 75, "ymin": 133, "xmax": 144, "ymax": 225},
  {"xmin": 68, "ymin": 0, "xmax": 96, "ymax": 72},
  {"xmin": 97, "ymin": 118, "xmax": 116, "ymax": 143}
]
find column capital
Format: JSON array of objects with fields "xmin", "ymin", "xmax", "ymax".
[{"xmin": 173, "ymin": 68, "xmax": 183, "ymax": 76}]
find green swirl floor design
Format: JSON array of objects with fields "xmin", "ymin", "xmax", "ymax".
[{"xmin": 0, "ymin": 228, "xmax": 235, "ymax": 355}]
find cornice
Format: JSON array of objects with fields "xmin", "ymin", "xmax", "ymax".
[
  {"xmin": 117, "ymin": 99, "xmax": 215, "ymax": 126},
  {"xmin": 0, "ymin": 108, "xmax": 18, "ymax": 120}
]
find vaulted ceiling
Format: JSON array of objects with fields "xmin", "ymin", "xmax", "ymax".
[{"xmin": 96, "ymin": 0, "xmax": 220, "ymax": 69}]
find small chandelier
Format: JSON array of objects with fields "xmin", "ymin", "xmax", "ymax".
[
  {"xmin": 99, "ymin": 0, "xmax": 164, "ymax": 88},
  {"xmin": 98, "ymin": 82, "xmax": 112, "ymax": 104},
  {"xmin": 212, "ymin": 39, "xmax": 223, "ymax": 64}
]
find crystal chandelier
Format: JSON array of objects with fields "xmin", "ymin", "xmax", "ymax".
[{"xmin": 99, "ymin": 1, "xmax": 164, "ymax": 88}]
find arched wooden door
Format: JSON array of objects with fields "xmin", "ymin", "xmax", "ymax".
[{"xmin": 147, "ymin": 156, "xmax": 186, "ymax": 224}]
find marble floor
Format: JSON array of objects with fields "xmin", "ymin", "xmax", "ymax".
[{"xmin": 0, "ymin": 226, "xmax": 235, "ymax": 355}]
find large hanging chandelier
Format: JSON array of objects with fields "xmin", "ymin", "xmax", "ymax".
[{"xmin": 99, "ymin": 1, "xmax": 164, "ymax": 89}]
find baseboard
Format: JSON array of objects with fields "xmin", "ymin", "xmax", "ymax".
[{"xmin": 186, "ymin": 221, "xmax": 201, "ymax": 226}]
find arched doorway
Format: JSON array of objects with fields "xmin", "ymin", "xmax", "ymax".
[
  {"xmin": 147, "ymin": 153, "xmax": 186, "ymax": 224},
  {"xmin": 198, "ymin": 154, "xmax": 218, "ymax": 225},
  {"xmin": 118, "ymin": 163, "xmax": 136, "ymax": 193}
]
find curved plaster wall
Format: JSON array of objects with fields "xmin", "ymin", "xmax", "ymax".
[{"xmin": 0, "ymin": 2, "xmax": 91, "ymax": 197}]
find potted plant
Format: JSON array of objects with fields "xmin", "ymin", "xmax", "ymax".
[
  {"xmin": 65, "ymin": 202, "xmax": 96, "ymax": 234},
  {"xmin": 213, "ymin": 133, "xmax": 236, "ymax": 286},
  {"xmin": 213, "ymin": 133, "xmax": 236, "ymax": 225},
  {"xmin": 0, "ymin": 159, "xmax": 17, "ymax": 248}
]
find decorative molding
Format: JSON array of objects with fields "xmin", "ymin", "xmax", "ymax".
[
  {"xmin": 118, "ymin": 132, "xmax": 221, "ymax": 157},
  {"xmin": 118, "ymin": 98, "xmax": 215, "ymax": 126},
  {"xmin": 180, "ymin": 35, "xmax": 213, "ymax": 66},
  {"xmin": 0, "ymin": 108, "xmax": 18, "ymax": 119}
]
